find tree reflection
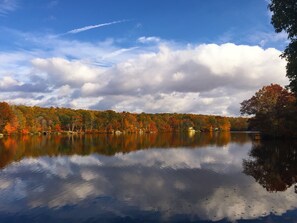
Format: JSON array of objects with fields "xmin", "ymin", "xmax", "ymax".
[
  {"xmin": 243, "ymin": 140, "xmax": 297, "ymax": 192},
  {"xmin": 0, "ymin": 132, "xmax": 250, "ymax": 169}
]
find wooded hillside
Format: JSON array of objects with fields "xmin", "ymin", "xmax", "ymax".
[{"xmin": 0, "ymin": 102, "xmax": 248, "ymax": 135}]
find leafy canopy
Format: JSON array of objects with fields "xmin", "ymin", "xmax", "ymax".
[
  {"xmin": 240, "ymin": 84, "xmax": 296, "ymax": 137},
  {"xmin": 269, "ymin": 0, "xmax": 297, "ymax": 93},
  {"xmin": 240, "ymin": 84, "xmax": 295, "ymax": 116}
]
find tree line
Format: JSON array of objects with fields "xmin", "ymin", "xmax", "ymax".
[{"xmin": 0, "ymin": 102, "xmax": 248, "ymax": 135}]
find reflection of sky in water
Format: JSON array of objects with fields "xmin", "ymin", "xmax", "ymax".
[{"xmin": 0, "ymin": 141, "xmax": 297, "ymax": 222}]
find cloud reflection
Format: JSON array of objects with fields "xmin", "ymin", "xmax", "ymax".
[{"xmin": 0, "ymin": 143, "xmax": 297, "ymax": 222}]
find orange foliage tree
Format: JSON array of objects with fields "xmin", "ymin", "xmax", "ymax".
[
  {"xmin": 240, "ymin": 84, "xmax": 297, "ymax": 137},
  {"xmin": 0, "ymin": 102, "xmax": 14, "ymax": 133}
]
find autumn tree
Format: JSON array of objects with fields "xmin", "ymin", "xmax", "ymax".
[
  {"xmin": 269, "ymin": 0, "xmax": 297, "ymax": 93},
  {"xmin": 79, "ymin": 110, "xmax": 95, "ymax": 132},
  {"xmin": 12, "ymin": 107, "xmax": 27, "ymax": 133},
  {"xmin": 228, "ymin": 117, "xmax": 248, "ymax": 131},
  {"xmin": 240, "ymin": 84, "xmax": 296, "ymax": 137},
  {"xmin": 217, "ymin": 117, "xmax": 231, "ymax": 131},
  {"xmin": 0, "ymin": 102, "xmax": 14, "ymax": 133}
]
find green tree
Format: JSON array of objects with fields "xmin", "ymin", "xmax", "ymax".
[{"xmin": 269, "ymin": 0, "xmax": 297, "ymax": 93}]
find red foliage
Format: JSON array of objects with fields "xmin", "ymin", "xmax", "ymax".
[{"xmin": 241, "ymin": 84, "xmax": 297, "ymax": 137}]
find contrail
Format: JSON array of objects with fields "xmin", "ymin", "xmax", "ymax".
[{"xmin": 66, "ymin": 20, "xmax": 127, "ymax": 34}]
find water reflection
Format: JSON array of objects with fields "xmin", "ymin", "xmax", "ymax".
[
  {"xmin": 0, "ymin": 132, "xmax": 249, "ymax": 169},
  {"xmin": 0, "ymin": 133, "xmax": 296, "ymax": 222},
  {"xmin": 243, "ymin": 140, "xmax": 297, "ymax": 193}
]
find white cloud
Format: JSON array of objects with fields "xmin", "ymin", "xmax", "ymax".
[
  {"xmin": 138, "ymin": 36, "xmax": 161, "ymax": 43},
  {"xmin": 88, "ymin": 43, "xmax": 287, "ymax": 114},
  {"xmin": 0, "ymin": 76, "xmax": 20, "ymax": 89},
  {"xmin": 173, "ymin": 72, "xmax": 184, "ymax": 81},
  {"xmin": 0, "ymin": 0, "xmax": 17, "ymax": 15},
  {"xmin": 66, "ymin": 20, "xmax": 127, "ymax": 34},
  {"xmin": 70, "ymin": 97, "xmax": 102, "ymax": 109},
  {"xmin": 0, "ymin": 37, "xmax": 288, "ymax": 115},
  {"xmin": 248, "ymin": 31, "xmax": 289, "ymax": 48},
  {"xmin": 31, "ymin": 57, "xmax": 105, "ymax": 88},
  {"xmin": 0, "ymin": 51, "xmax": 34, "ymax": 80}
]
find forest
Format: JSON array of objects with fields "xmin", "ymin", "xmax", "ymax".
[{"xmin": 0, "ymin": 102, "xmax": 248, "ymax": 135}]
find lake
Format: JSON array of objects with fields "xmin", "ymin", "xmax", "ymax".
[{"xmin": 0, "ymin": 132, "xmax": 296, "ymax": 223}]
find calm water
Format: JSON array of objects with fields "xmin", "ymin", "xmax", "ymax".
[{"xmin": 0, "ymin": 132, "xmax": 296, "ymax": 223}]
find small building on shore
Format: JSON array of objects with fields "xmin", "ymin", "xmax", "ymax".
[{"xmin": 188, "ymin": 127, "xmax": 196, "ymax": 137}]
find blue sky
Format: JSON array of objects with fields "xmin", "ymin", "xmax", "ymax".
[
  {"xmin": 0, "ymin": 0, "xmax": 289, "ymax": 115},
  {"xmin": 0, "ymin": 0, "xmax": 286, "ymax": 48}
]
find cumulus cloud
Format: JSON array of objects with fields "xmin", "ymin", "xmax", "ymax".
[
  {"xmin": 99, "ymin": 44, "xmax": 286, "ymax": 95},
  {"xmin": 0, "ymin": 76, "xmax": 20, "ymax": 89},
  {"xmin": 0, "ymin": 39, "xmax": 288, "ymax": 115},
  {"xmin": 87, "ymin": 43, "xmax": 287, "ymax": 114},
  {"xmin": 31, "ymin": 57, "xmax": 105, "ymax": 88}
]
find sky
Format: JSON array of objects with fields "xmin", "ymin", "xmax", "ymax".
[{"xmin": 0, "ymin": 0, "xmax": 290, "ymax": 115}]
